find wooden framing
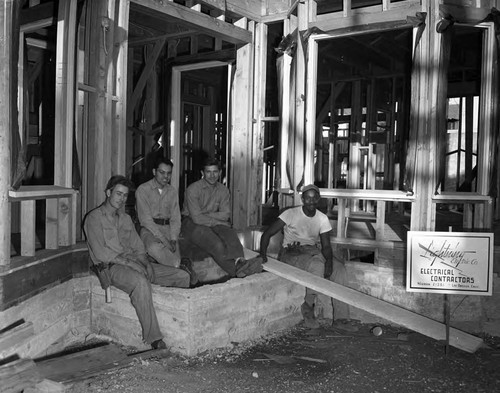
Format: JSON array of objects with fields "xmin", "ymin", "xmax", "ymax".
[
  {"xmin": 130, "ymin": 0, "xmax": 252, "ymax": 45},
  {"xmin": 0, "ymin": 0, "xmax": 18, "ymax": 266},
  {"xmin": 230, "ymin": 18, "xmax": 255, "ymax": 229},
  {"xmin": 170, "ymin": 61, "xmax": 229, "ymax": 191}
]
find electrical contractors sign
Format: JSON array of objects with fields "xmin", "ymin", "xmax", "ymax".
[{"xmin": 407, "ymin": 232, "xmax": 493, "ymax": 296}]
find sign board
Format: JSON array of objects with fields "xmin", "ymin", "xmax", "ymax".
[{"xmin": 407, "ymin": 231, "xmax": 493, "ymax": 296}]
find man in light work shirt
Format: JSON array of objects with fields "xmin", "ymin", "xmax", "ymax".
[
  {"xmin": 84, "ymin": 175, "xmax": 190, "ymax": 350},
  {"xmin": 182, "ymin": 157, "xmax": 262, "ymax": 278},
  {"xmin": 259, "ymin": 184, "xmax": 355, "ymax": 330},
  {"xmin": 136, "ymin": 158, "xmax": 196, "ymax": 285}
]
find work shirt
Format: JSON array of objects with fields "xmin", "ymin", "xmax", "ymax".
[
  {"xmin": 136, "ymin": 178, "xmax": 181, "ymax": 241},
  {"xmin": 84, "ymin": 204, "xmax": 146, "ymax": 265},
  {"xmin": 279, "ymin": 206, "xmax": 332, "ymax": 247},
  {"xmin": 182, "ymin": 178, "xmax": 231, "ymax": 227}
]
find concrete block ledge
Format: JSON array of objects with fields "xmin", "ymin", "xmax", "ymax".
[{"xmin": 91, "ymin": 272, "xmax": 304, "ymax": 355}]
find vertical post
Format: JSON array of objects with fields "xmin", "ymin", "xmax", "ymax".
[
  {"xmin": 230, "ymin": 18, "xmax": 254, "ymax": 229},
  {"xmin": 21, "ymin": 200, "xmax": 36, "ymax": 256},
  {"xmin": 113, "ymin": 0, "xmax": 130, "ymax": 176},
  {"xmin": 0, "ymin": 0, "xmax": 18, "ymax": 266}
]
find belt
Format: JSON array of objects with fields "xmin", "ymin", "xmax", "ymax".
[{"xmin": 153, "ymin": 218, "xmax": 170, "ymax": 225}]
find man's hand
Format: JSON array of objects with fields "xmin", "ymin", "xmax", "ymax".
[
  {"xmin": 168, "ymin": 240, "xmax": 177, "ymax": 253},
  {"xmin": 144, "ymin": 260, "xmax": 156, "ymax": 282}
]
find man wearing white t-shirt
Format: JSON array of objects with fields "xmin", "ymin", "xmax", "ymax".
[{"xmin": 259, "ymin": 184, "xmax": 354, "ymax": 330}]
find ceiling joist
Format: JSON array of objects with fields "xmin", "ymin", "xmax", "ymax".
[{"xmin": 130, "ymin": 0, "xmax": 252, "ymax": 45}]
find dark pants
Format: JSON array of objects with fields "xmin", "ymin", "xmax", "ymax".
[{"xmin": 181, "ymin": 217, "xmax": 244, "ymax": 277}]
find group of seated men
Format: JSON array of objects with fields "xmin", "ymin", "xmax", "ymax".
[{"xmin": 84, "ymin": 156, "xmax": 353, "ymax": 350}]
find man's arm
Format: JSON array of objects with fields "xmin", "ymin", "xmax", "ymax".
[
  {"xmin": 185, "ymin": 186, "xmax": 229, "ymax": 226},
  {"xmin": 320, "ymin": 230, "xmax": 334, "ymax": 278},
  {"xmin": 84, "ymin": 213, "xmax": 147, "ymax": 276},
  {"xmin": 259, "ymin": 219, "xmax": 286, "ymax": 262}
]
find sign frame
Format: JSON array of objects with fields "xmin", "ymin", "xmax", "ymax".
[{"xmin": 406, "ymin": 231, "xmax": 494, "ymax": 296}]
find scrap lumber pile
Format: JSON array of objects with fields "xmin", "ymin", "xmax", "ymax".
[{"xmin": 0, "ymin": 319, "xmax": 164, "ymax": 392}]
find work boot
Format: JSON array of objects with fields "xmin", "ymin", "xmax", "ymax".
[
  {"xmin": 151, "ymin": 339, "xmax": 167, "ymax": 350},
  {"xmin": 301, "ymin": 302, "xmax": 320, "ymax": 329},
  {"xmin": 235, "ymin": 257, "xmax": 263, "ymax": 278},
  {"xmin": 180, "ymin": 257, "xmax": 198, "ymax": 287}
]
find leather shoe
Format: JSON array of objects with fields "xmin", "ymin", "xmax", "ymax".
[
  {"xmin": 180, "ymin": 258, "xmax": 198, "ymax": 286},
  {"xmin": 151, "ymin": 339, "xmax": 167, "ymax": 350}
]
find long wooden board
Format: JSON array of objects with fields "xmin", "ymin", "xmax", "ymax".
[{"xmin": 245, "ymin": 250, "xmax": 483, "ymax": 353}]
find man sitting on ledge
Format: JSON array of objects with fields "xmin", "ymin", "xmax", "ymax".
[
  {"xmin": 181, "ymin": 157, "xmax": 262, "ymax": 279},
  {"xmin": 259, "ymin": 184, "xmax": 356, "ymax": 331},
  {"xmin": 84, "ymin": 175, "xmax": 190, "ymax": 350}
]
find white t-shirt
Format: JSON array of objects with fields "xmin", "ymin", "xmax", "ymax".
[{"xmin": 279, "ymin": 206, "xmax": 332, "ymax": 247}]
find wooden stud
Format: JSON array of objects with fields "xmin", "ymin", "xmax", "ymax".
[
  {"xmin": 21, "ymin": 200, "xmax": 36, "ymax": 256},
  {"xmin": 54, "ymin": 0, "xmax": 77, "ymax": 188},
  {"xmin": 230, "ymin": 19, "xmax": 254, "ymax": 229},
  {"xmin": 45, "ymin": 199, "xmax": 59, "ymax": 249},
  {"xmin": 251, "ymin": 22, "xmax": 268, "ymax": 226},
  {"xmin": 0, "ymin": 0, "xmax": 18, "ymax": 265}
]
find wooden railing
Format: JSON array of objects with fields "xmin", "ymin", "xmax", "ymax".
[
  {"xmin": 319, "ymin": 188, "xmax": 415, "ymax": 249},
  {"xmin": 8, "ymin": 186, "xmax": 77, "ymax": 257}
]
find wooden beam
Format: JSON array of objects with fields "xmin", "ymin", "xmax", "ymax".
[
  {"xmin": 255, "ymin": 254, "xmax": 483, "ymax": 353},
  {"xmin": 20, "ymin": 1, "xmax": 56, "ymax": 32},
  {"xmin": 195, "ymin": 0, "xmax": 262, "ymax": 21},
  {"xmin": 128, "ymin": 37, "xmax": 166, "ymax": 114},
  {"xmin": 112, "ymin": 0, "xmax": 130, "ymax": 176},
  {"xmin": 230, "ymin": 19, "xmax": 254, "ymax": 229},
  {"xmin": 130, "ymin": 0, "xmax": 252, "ymax": 45},
  {"xmin": 54, "ymin": 0, "xmax": 77, "ymax": 188},
  {"xmin": 0, "ymin": 321, "xmax": 34, "ymax": 358},
  {"xmin": 0, "ymin": 0, "xmax": 18, "ymax": 266},
  {"xmin": 312, "ymin": 2, "xmax": 422, "ymax": 33}
]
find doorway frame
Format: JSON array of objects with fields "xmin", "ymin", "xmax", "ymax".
[{"xmin": 170, "ymin": 61, "xmax": 231, "ymax": 190}]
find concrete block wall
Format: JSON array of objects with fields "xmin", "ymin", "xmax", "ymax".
[
  {"xmin": 0, "ymin": 277, "xmax": 92, "ymax": 360},
  {"xmin": 91, "ymin": 272, "xmax": 304, "ymax": 355}
]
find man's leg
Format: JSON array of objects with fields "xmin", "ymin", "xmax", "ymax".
[
  {"xmin": 211, "ymin": 225, "xmax": 244, "ymax": 260},
  {"xmin": 182, "ymin": 218, "xmax": 237, "ymax": 276},
  {"xmin": 108, "ymin": 264, "xmax": 162, "ymax": 345},
  {"xmin": 330, "ymin": 258, "xmax": 350, "ymax": 321},
  {"xmin": 151, "ymin": 263, "xmax": 190, "ymax": 288},
  {"xmin": 141, "ymin": 228, "xmax": 181, "ymax": 268},
  {"xmin": 280, "ymin": 247, "xmax": 324, "ymax": 328}
]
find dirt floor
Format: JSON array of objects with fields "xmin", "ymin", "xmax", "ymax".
[{"xmin": 64, "ymin": 320, "xmax": 500, "ymax": 393}]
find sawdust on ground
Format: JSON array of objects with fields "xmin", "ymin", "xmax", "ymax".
[{"xmin": 66, "ymin": 321, "xmax": 500, "ymax": 393}]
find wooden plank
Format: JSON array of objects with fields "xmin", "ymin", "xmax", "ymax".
[
  {"xmin": 230, "ymin": 19, "xmax": 254, "ymax": 229},
  {"xmin": 21, "ymin": 200, "xmax": 36, "ymax": 257},
  {"xmin": 432, "ymin": 192, "xmax": 491, "ymax": 203},
  {"xmin": 35, "ymin": 344, "xmax": 128, "ymax": 383},
  {"xmin": 9, "ymin": 186, "xmax": 75, "ymax": 201},
  {"xmin": 54, "ymin": 0, "xmax": 77, "ymax": 189},
  {"xmin": 45, "ymin": 199, "xmax": 58, "ymax": 250},
  {"xmin": 112, "ymin": 0, "xmax": 130, "ymax": 176},
  {"xmin": 0, "ymin": 0, "xmax": 16, "ymax": 267},
  {"xmin": 195, "ymin": 0, "xmax": 262, "ymax": 21},
  {"xmin": 312, "ymin": 2, "xmax": 422, "ymax": 32},
  {"xmin": 20, "ymin": 1, "xmax": 56, "ymax": 32},
  {"xmin": 131, "ymin": 0, "xmax": 252, "ymax": 44},
  {"xmin": 256, "ymin": 255, "xmax": 483, "ymax": 353},
  {"xmin": 0, "ymin": 358, "xmax": 41, "ymax": 393},
  {"xmin": 24, "ymin": 379, "xmax": 66, "ymax": 393},
  {"xmin": 0, "ymin": 321, "xmax": 34, "ymax": 358},
  {"xmin": 250, "ymin": 22, "xmax": 268, "ymax": 226},
  {"xmin": 128, "ymin": 37, "xmax": 166, "ymax": 114},
  {"xmin": 319, "ymin": 188, "xmax": 415, "ymax": 202}
]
